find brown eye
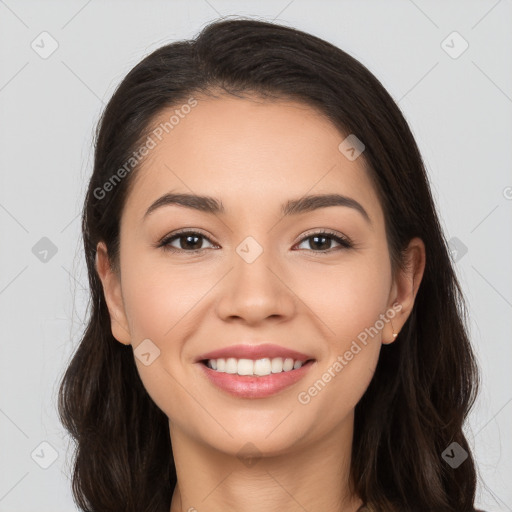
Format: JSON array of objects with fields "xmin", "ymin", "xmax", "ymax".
[
  {"xmin": 159, "ymin": 231, "xmax": 217, "ymax": 253},
  {"xmin": 295, "ymin": 231, "xmax": 353, "ymax": 252}
]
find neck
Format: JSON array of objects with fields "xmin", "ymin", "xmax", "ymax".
[{"xmin": 168, "ymin": 412, "xmax": 363, "ymax": 512}]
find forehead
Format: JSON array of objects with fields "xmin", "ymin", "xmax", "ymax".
[{"xmin": 122, "ymin": 95, "xmax": 384, "ymax": 228}]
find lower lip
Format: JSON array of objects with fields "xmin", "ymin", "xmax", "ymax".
[{"xmin": 198, "ymin": 360, "xmax": 315, "ymax": 399}]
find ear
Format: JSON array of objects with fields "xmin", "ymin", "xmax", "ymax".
[
  {"xmin": 383, "ymin": 237, "xmax": 426, "ymax": 345},
  {"xmin": 95, "ymin": 241, "xmax": 131, "ymax": 345}
]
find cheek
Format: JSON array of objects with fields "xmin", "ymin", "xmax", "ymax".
[
  {"xmin": 290, "ymin": 253, "xmax": 389, "ymax": 417},
  {"xmin": 117, "ymin": 259, "xmax": 201, "ymax": 421},
  {"xmin": 120, "ymin": 248, "xmax": 211, "ymax": 343},
  {"xmin": 290, "ymin": 252, "xmax": 391, "ymax": 344},
  {"xmin": 117, "ymin": 247, "xmax": 220, "ymax": 412}
]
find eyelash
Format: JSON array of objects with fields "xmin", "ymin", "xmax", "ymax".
[{"xmin": 156, "ymin": 229, "xmax": 353, "ymax": 255}]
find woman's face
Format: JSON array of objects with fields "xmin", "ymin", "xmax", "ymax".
[{"xmin": 97, "ymin": 94, "xmax": 418, "ymax": 457}]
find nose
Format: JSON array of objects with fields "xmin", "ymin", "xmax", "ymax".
[{"xmin": 215, "ymin": 242, "xmax": 296, "ymax": 326}]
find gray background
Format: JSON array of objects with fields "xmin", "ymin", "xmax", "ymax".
[{"xmin": 0, "ymin": 1, "xmax": 511, "ymax": 510}]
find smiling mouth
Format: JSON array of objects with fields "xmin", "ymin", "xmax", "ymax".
[{"xmin": 200, "ymin": 357, "xmax": 316, "ymax": 377}]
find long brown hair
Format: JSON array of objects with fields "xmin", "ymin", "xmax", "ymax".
[{"xmin": 58, "ymin": 17, "xmax": 480, "ymax": 511}]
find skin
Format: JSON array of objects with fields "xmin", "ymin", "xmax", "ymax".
[{"xmin": 96, "ymin": 94, "xmax": 425, "ymax": 512}]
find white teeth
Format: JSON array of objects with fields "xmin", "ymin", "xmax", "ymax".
[
  {"xmin": 271, "ymin": 357, "xmax": 283, "ymax": 373},
  {"xmin": 283, "ymin": 358, "xmax": 294, "ymax": 371},
  {"xmin": 225, "ymin": 357, "xmax": 237, "ymax": 374},
  {"xmin": 206, "ymin": 356, "xmax": 308, "ymax": 376},
  {"xmin": 237, "ymin": 359, "xmax": 254, "ymax": 376},
  {"xmin": 253, "ymin": 358, "xmax": 271, "ymax": 376}
]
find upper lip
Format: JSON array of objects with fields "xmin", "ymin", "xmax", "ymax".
[{"xmin": 196, "ymin": 343, "xmax": 314, "ymax": 363}]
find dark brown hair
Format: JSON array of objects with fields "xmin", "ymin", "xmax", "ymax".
[{"xmin": 58, "ymin": 17, "xmax": 481, "ymax": 511}]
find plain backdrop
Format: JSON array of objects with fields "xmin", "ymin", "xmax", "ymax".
[{"xmin": 0, "ymin": 1, "xmax": 511, "ymax": 511}]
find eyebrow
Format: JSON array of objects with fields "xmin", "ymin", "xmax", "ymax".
[{"xmin": 143, "ymin": 192, "xmax": 371, "ymax": 225}]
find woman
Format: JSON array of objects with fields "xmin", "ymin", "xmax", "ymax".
[{"xmin": 58, "ymin": 18, "xmax": 483, "ymax": 512}]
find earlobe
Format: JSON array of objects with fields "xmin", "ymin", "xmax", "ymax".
[
  {"xmin": 389, "ymin": 318, "xmax": 399, "ymax": 344},
  {"xmin": 382, "ymin": 314, "xmax": 400, "ymax": 345},
  {"xmin": 385, "ymin": 237, "xmax": 426, "ymax": 344},
  {"xmin": 95, "ymin": 241, "xmax": 131, "ymax": 345}
]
